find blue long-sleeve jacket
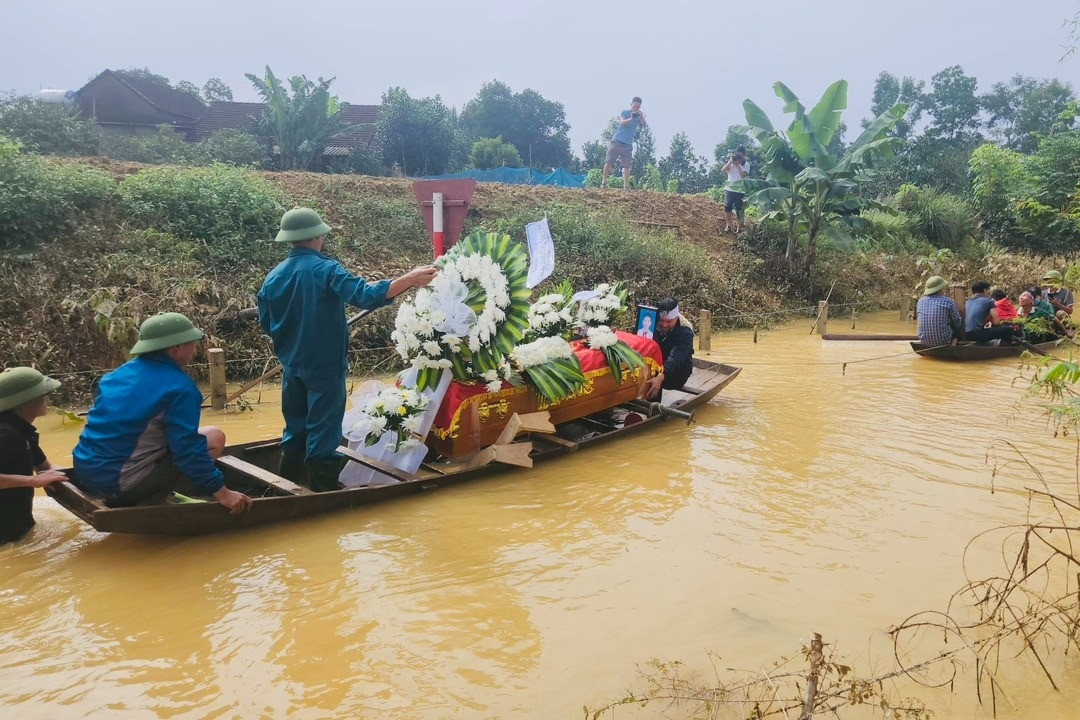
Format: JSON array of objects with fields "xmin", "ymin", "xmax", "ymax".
[
  {"xmin": 257, "ymin": 248, "xmax": 392, "ymax": 379},
  {"xmin": 73, "ymin": 353, "xmax": 224, "ymax": 496}
]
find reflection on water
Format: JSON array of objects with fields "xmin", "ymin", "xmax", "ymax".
[{"xmin": 3, "ymin": 313, "xmax": 1080, "ymax": 718}]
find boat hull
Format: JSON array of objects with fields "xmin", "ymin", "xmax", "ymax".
[{"xmin": 910, "ymin": 340, "xmax": 1057, "ymax": 360}]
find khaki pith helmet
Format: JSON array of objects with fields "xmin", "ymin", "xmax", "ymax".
[
  {"xmin": 129, "ymin": 313, "xmax": 204, "ymax": 355},
  {"xmin": 274, "ymin": 207, "xmax": 331, "ymax": 243},
  {"xmin": 923, "ymin": 275, "xmax": 950, "ymax": 295},
  {"xmin": 0, "ymin": 367, "xmax": 61, "ymax": 412}
]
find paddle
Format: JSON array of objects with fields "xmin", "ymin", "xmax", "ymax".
[
  {"xmin": 1018, "ymin": 340, "xmax": 1050, "ymax": 357},
  {"xmin": 224, "ymin": 307, "xmax": 375, "ymax": 404}
]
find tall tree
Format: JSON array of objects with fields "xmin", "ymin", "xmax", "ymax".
[
  {"xmin": 866, "ymin": 72, "xmax": 924, "ymax": 138},
  {"xmin": 922, "ymin": 65, "xmax": 981, "ymax": 140},
  {"xmin": 459, "ymin": 81, "xmax": 572, "ymax": 168},
  {"xmin": 659, "ymin": 132, "xmax": 708, "ymax": 194},
  {"xmin": 201, "ymin": 78, "xmax": 234, "ymax": 103},
  {"xmin": 245, "ymin": 66, "xmax": 345, "ymax": 171},
  {"xmin": 375, "ymin": 87, "xmax": 456, "ymax": 176}
]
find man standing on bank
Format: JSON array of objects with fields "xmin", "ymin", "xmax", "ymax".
[
  {"xmin": 602, "ymin": 96, "xmax": 647, "ymax": 190},
  {"xmin": 258, "ymin": 208, "xmax": 437, "ymax": 492},
  {"xmin": 643, "ymin": 298, "xmax": 695, "ymax": 400},
  {"xmin": 721, "ymin": 146, "xmax": 750, "ymax": 233},
  {"xmin": 73, "ymin": 313, "xmax": 252, "ymax": 513}
]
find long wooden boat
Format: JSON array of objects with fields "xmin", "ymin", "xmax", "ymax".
[
  {"xmin": 46, "ymin": 358, "xmax": 740, "ymax": 536},
  {"xmin": 910, "ymin": 339, "xmax": 1058, "ymax": 360}
]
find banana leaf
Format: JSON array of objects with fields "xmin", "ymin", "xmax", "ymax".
[{"xmin": 600, "ymin": 341, "xmax": 646, "ymax": 385}]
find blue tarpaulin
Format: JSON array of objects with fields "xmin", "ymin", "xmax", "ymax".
[{"xmin": 421, "ymin": 167, "xmax": 586, "ymax": 188}]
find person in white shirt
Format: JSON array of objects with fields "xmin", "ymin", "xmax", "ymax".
[{"xmin": 721, "ymin": 146, "xmax": 750, "ymax": 232}]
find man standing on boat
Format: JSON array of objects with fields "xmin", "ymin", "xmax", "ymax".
[
  {"xmin": 643, "ymin": 298, "xmax": 694, "ymax": 399},
  {"xmin": 258, "ymin": 208, "xmax": 437, "ymax": 492},
  {"xmin": 916, "ymin": 276, "xmax": 963, "ymax": 347},
  {"xmin": 73, "ymin": 313, "xmax": 253, "ymax": 513}
]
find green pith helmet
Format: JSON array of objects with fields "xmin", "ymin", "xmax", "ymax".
[
  {"xmin": 1043, "ymin": 269, "xmax": 1063, "ymax": 283},
  {"xmin": 129, "ymin": 312, "xmax": 204, "ymax": 355},
  {"xmin": 274, "ymin": 207, "xmax": 331, "ymax": 243},
  {"xmin": 923, "ymin": 275, "xmax": 950, "ymax": 295},
  {"xmin": 0, "ymin": 367, "xmax": 61, "ymax": 412}
]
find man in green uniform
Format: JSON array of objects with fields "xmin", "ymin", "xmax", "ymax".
[{"xmin": 258, "ymin": 208, "xmax": 437, "ymax": 491}]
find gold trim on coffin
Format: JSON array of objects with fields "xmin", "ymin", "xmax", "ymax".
[{"xmin": 430, "ymin": 356, "xmax": 663, "ymax": 440}]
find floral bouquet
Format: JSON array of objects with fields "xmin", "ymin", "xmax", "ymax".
[
  {"xmin": 584, "ymin": 325, "xmax": 646, "ymax": 384},
  {"xmin": 345, "ymin": 385, "xmax": 430, "ymax": 452},
  {"xmin": 392, "ymin": 231, "xmax": 531, "ymax": 391},
  {"xmin": 576, "ymin": 282, "xmax": 629, "ymax": 328},
  {"xmin": 525, "ymin": 280, "xmax": 575, "ymax": 342},
  {"xmin": 575, "ymin": 282, "xmax": 645, "ymax": 384},
  {"xmin": 510, "ymin": 335, "xmax": 587, "ymax": 404}
]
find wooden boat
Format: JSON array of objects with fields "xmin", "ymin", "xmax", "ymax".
[
  {"xmin": 822, "ymin": 333, "xmax": 919, "ymax": 341},
  {"xmin": 45, "ymin": 358, "xmax": 741, "ymax": 536},
  {"xmin": 910, "ymin": 339, "xmax": 1058, "ymax": 360}
]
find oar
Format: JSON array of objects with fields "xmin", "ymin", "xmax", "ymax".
[
  {"xmin": 224, "ymin": 308, "xmax": 375, "ymax": 404},
  {"xmin": 1018, "ymin": 340, "xmax": 1050, "ymax": 357}
]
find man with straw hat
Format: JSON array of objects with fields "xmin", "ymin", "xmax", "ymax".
[
  {"xmin": 1041, "ymin": 269, "xmax": 1074, "ymax": 318},
  {"xmin": 73, "ymin": 313, "xmax": 253, "ymax": 514},
  {"xmin": 258, "ymin": 207, "xmax": 437, "ymax": 492},
  {"xmin": 0, "ymin": 367, "xmax": 66, "ymax": 543},
  {"xmin": 916, "ymin": 275, "xmax": 963, "ymax": 347}
]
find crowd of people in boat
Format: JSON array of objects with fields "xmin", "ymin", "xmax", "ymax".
[
  {"xmin": 2, "ymin": 208, "xmax": 696, "ymax": 544},
  {"xmin": 916, "ymin": 270, "xmax": 1076, "ymax": 348}
]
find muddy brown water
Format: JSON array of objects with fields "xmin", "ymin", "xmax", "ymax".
[{"xmin": 3, "ymin": 313, "xmax": 1080, "ymax": 719}]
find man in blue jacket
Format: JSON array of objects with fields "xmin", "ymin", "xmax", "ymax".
[
  {"xmin": 258, "ymin": 208, "xmax": 436, "ymax": 492},
  {"xmin": 73, "ymin": 313, "xmax": 252, "ymax": 513}
]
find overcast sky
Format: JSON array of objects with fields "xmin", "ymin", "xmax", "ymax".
[{"xmin": 5, "ymin": 0, "xmax": 1078, "ymax": 163}]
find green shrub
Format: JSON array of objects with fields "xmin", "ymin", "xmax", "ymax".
[
  {"xmin": 895, "ymin": 184, "xmax": 974, "ymax": 249},
  {"xmin": 199, "ymin": 129, "xmax": 269, "ymax": 168},
  {"xmin": 0, "ymin": 94, "xmax": 102, "ymax": 155},
  {"xmin": 119, "ymin": 164, "xmax": 285, "ymax": 266},
  {"xmin": 855, "ymin": 209, "xmax": 932, "ymax": 254},
  {"xmin": 327, "ymin": 194, "xmax": 430, "ymax": 261},
  {"xmin": 969, "ymin": 143, "xmax": 1026, "ymax": 239},
  {"xmin": 101, "ymin": 126, "xmax": 205, "ymax": 165},
  {"xmin": 0, "ymin": 135, "xmax": 117, "ymax": 247},
  {"xmin": 468, "ymin": 136, "xmax": 522, "ymax": 169}
]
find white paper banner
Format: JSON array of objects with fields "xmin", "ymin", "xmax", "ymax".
[{"xmin": 525, "ymin": 215, "xmax": 555, "ymax": 289}]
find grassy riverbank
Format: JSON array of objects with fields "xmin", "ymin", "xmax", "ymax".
[{"xmin": 0, "ymin": 153, "xmax": 1060, "ymax": 401}]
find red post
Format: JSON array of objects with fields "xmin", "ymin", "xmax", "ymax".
[{"xmin": 432, "ymin": 192, "xmax": 444, "ymax": 259}]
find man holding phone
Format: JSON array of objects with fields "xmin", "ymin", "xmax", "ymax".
[
  {"xmin": 721, "ymin": 146, "xmax": 750, "ymax": 232},
  {"xmin": 601, "ymin": 96, "xmax": 647, "ymax": 190}
]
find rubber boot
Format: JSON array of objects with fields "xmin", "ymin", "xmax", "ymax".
[
  {"xmin": 306, "ymin": 458, "xmax": 345, "ymax": 493},
  {"xmin": 277, "ymin": 450, "xmax": 308, "ymax": 486}
]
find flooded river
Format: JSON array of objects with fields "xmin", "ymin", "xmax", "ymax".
[{"xmin": 3, "ymin": 312, "xmax": 1080, "ymax": 719}]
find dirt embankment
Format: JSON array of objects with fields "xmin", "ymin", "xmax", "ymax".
[{"xmin": 6, "ymin": 159, "xmax": 915, "ymax": 401}]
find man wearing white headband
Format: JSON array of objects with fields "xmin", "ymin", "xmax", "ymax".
[{"xmin": 644, "ymin": 297, "xmax": 695, "ymax": 399}]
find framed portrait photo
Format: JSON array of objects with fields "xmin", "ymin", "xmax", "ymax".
[{"xmin": 636, "ymin": 305, "xmax": 657, "ymax": 340}]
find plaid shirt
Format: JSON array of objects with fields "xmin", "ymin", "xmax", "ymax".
[{"xmin": 917, "ymin": 294, "xmax": 962, "ymax": 346}]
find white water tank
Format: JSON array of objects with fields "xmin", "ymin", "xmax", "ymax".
[{"xmin": 38, "ymin": 89, "xmax": 78, "ymax": 105}]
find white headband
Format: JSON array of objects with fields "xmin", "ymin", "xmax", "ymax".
[{"xmin": 659, "ymin": 305, "xmax": 680, "ymax": 320}]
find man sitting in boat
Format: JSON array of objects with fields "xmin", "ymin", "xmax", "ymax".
[
  {"xmin": 916, "ymin": 276, "xmax": 962, "ymax": 347},
  {"xmin": 643, "ymin": 298, "xmax": 694, "ymax": 399},
  {"xmin": 965, "ymin": 281, "xmax": 1022, "ymax": 344},
  {"xmin": 72, "ymin": 313, "xmax": 253, "ymax": 514},
  {"xmin": 257, "ymin": 207, "xmax": 437, "ymax": 492},
  {"xmin": 1042, "ymin": 270, "xmax": 1074, "ymax": 319},
  {"xmin": 1018, "ymin": 289, "xmax": 1074, "ymax": 341}
]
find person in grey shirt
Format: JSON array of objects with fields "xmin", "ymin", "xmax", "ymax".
[{"xmin": 601, "ymin": 96, "xmax": 647, "ymax": 190}]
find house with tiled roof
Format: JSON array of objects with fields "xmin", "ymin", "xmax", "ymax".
[
  {"xmin": 77, "ymin": 69, "xmax": 206, "ymax": 135},
  {"xmin": 78, "ymin": 70, "xmax": 379, "ymax": 155}
]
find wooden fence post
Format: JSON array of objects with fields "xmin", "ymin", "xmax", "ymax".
[
  {"xmin": 753, "ymin": 325, "xmax": 758, "ymax": 344},
  {"xmin": 816, "ymin": 301, "xmax": 829, "ymax": 336},
  {"xmin": 951, "ymin": 284, "xmax": 968, "ymax": 327},
  {"xmin": 900, "ymin": 296, "xmax": 911, "ymax": 322},
  {"xmin": 699, "ymin": 309, "xmax": 712, "ymax": 351},
  {"xmin": 851, "ymin": 305, "xmax": 856, "ymax": 329},
  {"xmin": 209, "ymin": 348, "xmax": 227, "ymax": 410}
]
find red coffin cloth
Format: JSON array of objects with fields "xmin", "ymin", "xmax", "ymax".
[{"xmin": 431, "ymin": 331, "xmax": 662, "ymax": 433}]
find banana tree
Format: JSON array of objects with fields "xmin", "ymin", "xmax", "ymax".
[
  {"xmin": 245, "ymin": 66, "xmax": 347, "ymax": 171},
  {"xmin": 733, "ymin": 80, "xmax": 907, "ymax": 269}
]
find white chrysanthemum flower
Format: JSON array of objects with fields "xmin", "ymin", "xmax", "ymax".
[{"xmin": 485, "ymin": 380, "xmax": 503, "ymax": 393}]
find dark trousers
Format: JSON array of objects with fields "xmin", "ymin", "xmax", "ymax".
[
  {"xmin": 966, "ymin": 325, "xmax": 1021, "ymax": 344},
  {"xmin": 280, "ymin": 370, "xmax": 347, "ymax": 463}
]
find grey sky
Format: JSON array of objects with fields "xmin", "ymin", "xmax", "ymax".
[{"xmin": 5, "ymin": 0, "xmax": 1078, "ymax": 163}]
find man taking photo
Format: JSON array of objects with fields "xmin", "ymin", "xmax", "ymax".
[{"xmin": 601, "ymin": 96, "xmax": 647, "ymax": 190}]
